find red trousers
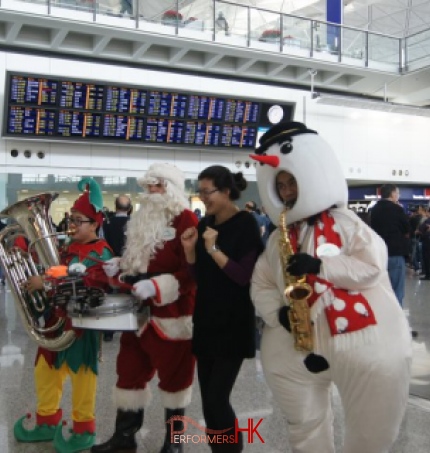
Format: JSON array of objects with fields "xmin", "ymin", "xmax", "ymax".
[{"xmin": 116, "ymin": 324, "xmax": 195, "ymax": 395}]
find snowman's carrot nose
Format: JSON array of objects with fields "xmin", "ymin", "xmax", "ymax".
[{"xmin": 249, "ymin": 154, "xmax": 280, "ymax": 167}]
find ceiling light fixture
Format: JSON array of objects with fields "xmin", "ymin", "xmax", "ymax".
[{"xmin": 312, "ymin": 93, "xmax": 430, "ymax": 117}]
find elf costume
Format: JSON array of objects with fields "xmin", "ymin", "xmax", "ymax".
[{"xmin": 14, "ymin": 178, "xmax": 113, "ymax": 453}]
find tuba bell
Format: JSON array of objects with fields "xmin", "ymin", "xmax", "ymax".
[{"xmin": 0, "ymin": 192, "xmax": 76, "ymax": 351}]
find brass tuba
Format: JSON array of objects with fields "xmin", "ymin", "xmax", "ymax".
[
  {"xmin": 0, "ymin": 193, "xmax": 75, "ymax": 351},
  {"xmin": 279, "ymin": 208, "xmax": 314, "ymax": 352}
]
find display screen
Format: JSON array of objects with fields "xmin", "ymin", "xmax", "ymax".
[{"xmin": 3, "ymin": 73, "xmax": 295, "ymax": 149}]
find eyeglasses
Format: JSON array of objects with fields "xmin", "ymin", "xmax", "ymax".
[
  {"xmin": 197, "ymin": 189, "xmax": 219, "ymax": 198},
  {"xmin": 69, "ymin": 217, "xmax": 94, "ymax": 227}
]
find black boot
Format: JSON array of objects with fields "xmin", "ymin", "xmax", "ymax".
[
  {"xmin": 91, "ymin": 409, "xmax": 143, "ymax": 453},
  {"xmin": 159, "ymin": 408, "xmax": 185, "ymax": 453}
]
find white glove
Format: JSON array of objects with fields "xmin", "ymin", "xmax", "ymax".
[
  {"xmin": 103, "ymin": 257, "xmax": 121, "ymax": 277},
  {"xmin": 132, "ymin": 280, "xmax": 157, "ymax": 300}
]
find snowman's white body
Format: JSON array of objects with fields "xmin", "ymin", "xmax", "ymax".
[{"xmin": 251, "ymin": 127, "xmax": 412, "ymax": 453}]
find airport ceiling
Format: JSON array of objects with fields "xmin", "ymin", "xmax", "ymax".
[
  {"xmin": 175, "ymin": 0, "xmax": 430, "ymax": 106},
  {"xmin": 179, "ymin": 0, "xmax": 430, "ymax": 37},
  {"xmin": 2, "ymin": 0, "xmax": 430, "ymax": 107}
]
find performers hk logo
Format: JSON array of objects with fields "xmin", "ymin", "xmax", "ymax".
[{"xmin": 167, "ymin": 416, "xmax": 265, "ymax": 445}]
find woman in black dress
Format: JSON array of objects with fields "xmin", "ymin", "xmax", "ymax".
[{"xmin": 181, "ymin": 165, "xmax": 263, "ymax": 452}]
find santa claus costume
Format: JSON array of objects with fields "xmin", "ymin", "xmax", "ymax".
[
  {"xmin": 250, "ymin": 122, "xmax": 412, "ymax": 453},
  {"xmin": 14, "ymin": 178, "xmax": 113, "ymax": 453},
  {"xmin": 92, "ymin": 163, "xmax": 197, "ymax": 453}
]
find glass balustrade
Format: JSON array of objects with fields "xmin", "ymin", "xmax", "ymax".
[
  {"xmin": 405, "ymin": 29, "xmax": 430, "ymax": 69},
  {"xmin": 1, "ymin": 0, "xmax": 430, "ymax": 73}
]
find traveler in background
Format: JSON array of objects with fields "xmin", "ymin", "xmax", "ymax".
[
  {"xmin": 370, "ymin": 184, "xmax": 410, "ymax": 306},
  {"xmin": 409, "ymin": 205, "xmax": 426, "ymax": 274},
  {"xmin": 244, "ymin": 201, "xmax": 266, "ymax": 240},
  {"xmin": 101, "ymin": 194, "xmax": 132, "ymax": 342},
  {"xmin": 181, "ymin": 165, "xmax": 264, "ymax": 452},
  {"xmin": 0, "ymin": 219, "xmax": 6, "ymax": 285},
  {"xmin": 103, "ymin": 195, "xmax": 132, "ymax": 257},
  {"xmin": 418, "ymin": 207, "xmax": 430, "ymax": 280},
  {"xmin": 260, "ymin": 205, "xmax": 276, "ymax": 245},
  {"xmin": 215, "ymin": 11, "xmax": 229, "ymax": 35},
  {"xmin": 193, "ymin": 208, "xmax": 202, "ymax": 220},
  {"xmin": 57, "ymin": 212, "xmax": 70, "ymax": 233}
]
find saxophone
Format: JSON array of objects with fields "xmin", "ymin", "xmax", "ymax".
[{"xmin": 279, "ymin": 208, "xmax": 314, "ymax": 352}]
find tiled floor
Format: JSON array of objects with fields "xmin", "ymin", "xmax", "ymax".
[{"xmin": 1, "ymin": 269, "xmax": 430, "ymax": 452}]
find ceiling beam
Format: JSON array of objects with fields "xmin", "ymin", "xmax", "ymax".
[
  {"xmin": 92, "ymin": 36, "xmax": 111, "ymax": 55},
  {"xmin": 50, "ymin": 28, "xmax": 69, "ymax": 49},
  {"xmin": 132, "ymin": 42, "xmax": 152, "ymax": 59},
  {"xmin": 5, "ymin": 22, "xmax": 22, "ymax": 43}
]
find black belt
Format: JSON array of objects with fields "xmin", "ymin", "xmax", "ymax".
[{"xmin": 121, "ymin": 272, "xmax": 162, "ymax": 286}]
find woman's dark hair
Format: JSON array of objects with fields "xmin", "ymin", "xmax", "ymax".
[{"xmin": 198, "ymin": 165, "xmax": 247, "ymax": 201}]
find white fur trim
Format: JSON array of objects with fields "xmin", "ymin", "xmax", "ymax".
[
  {"xmin": 151, "ymin": 316, "xmax": 193, "ymax": 340},
  {"xmin": 152, "ymin": 274, "xmax": 180, "ymax": 306},
  {"xmin": 113, "ymin": 386, "xmax": 152, "ymax": 410},
  {"xmin": 138, "ymin": 163, "xmax": 185, "ymax": 190},
  {"xmin": 332, "ymin": 325, "xmax": 379, "ymax": 351},
  {"xmin": 159, "ymin": 385, "xmax": 193, "ymax": 409}
]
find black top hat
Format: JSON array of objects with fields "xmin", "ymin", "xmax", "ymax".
[{"xmin": 256, "ymin": 121, "xmax": 317, "ymax": 155}]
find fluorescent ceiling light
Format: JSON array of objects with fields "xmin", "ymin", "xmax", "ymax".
[{"xmin": 313, "ymin": 93, "xmax": 430, "ymax": 117}]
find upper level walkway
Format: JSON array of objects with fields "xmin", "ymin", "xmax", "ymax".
[{"xmin": 1, "ymin": 0, "xmax": 430, "ymax": 103}]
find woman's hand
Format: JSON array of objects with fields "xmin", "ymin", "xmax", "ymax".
[
  {"xmin": 181, "ymin": 227, "xmax": 198, "ymax": 253},
  {"xmin": 202, "ymin": 227, "xmax": 218, "ymax": 251},
  {"xmin": 25, "ymin": 275, "xmax": 44, "ymax": 293}
]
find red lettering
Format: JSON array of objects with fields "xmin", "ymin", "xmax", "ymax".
[{"xmin": 234, "ymin": 418, "xmax": 265, "ymax": 444}]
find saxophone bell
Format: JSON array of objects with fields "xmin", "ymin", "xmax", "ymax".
[{"xmin": 285, "ymin": 284, "xmax": 312, "ymax": 301}]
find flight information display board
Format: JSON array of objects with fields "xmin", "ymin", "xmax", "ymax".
[{"xmin": 3, "ymin": 73, "xmax": 295, "ymax": 149}]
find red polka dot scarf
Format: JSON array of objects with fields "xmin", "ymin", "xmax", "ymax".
[{"xmin": 290, "ymin": 211, "xmax": 377, "ymax": 340}]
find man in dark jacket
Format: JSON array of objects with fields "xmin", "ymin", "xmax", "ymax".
[
  {"xmin": 0, "ymin": 219, "xmax": 6, "ymax": 284},
  {"xmin": 101, "ymin": 195, "xmax": 132, "ymax": 341},
  {"xmin": 370, "ymin": 184, "xmax": 410, "ymax": 306},
  {"xmin": 103, "ymin": 195, "xmax": 132, "ymax": 257}
]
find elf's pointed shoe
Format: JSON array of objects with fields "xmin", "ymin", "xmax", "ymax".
[
  {"xmin": 14, "ymin": 410, "xmax": 62, "ymax": 443},
  {"xmin": 53, "ymin": 422, "xmax": 96, "ymax": 453}
]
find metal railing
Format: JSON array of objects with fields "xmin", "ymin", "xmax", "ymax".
[{"xmin": 1, "ymin": 0, "xmax": 429, "ymax": 73}]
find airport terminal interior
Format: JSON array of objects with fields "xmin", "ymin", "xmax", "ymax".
[{"xmin": 2, "ymin": 0, "xmax": 430, "ymax": 451}]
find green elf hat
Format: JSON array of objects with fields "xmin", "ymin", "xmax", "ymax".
[{"xmin": 72, "ymin": 177, "xmax": 104, "ymax": 226}]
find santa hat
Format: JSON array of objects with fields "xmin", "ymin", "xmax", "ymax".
[
  {"xmin": 138, "ymin": 163, "xmax": 185, "ymax": 191},
  {"xmin": 72, "ymin": 177, "xmax": 104, "ymax": 226}
]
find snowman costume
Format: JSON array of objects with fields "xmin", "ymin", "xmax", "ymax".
[{"xmin": 250, "ymin": 122, "xmax": 412, "ymax": 453}]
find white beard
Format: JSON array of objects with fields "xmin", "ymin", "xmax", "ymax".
[{"xmin": 120, "ymin": 192, "xmax": 184, "ymax": 275}]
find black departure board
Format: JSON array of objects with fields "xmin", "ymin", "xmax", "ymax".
[
  {"xmin": 105, "ymin": 87, "xmax": 147, "ymax": 114},
  {"xmin": 57, "ymin": 111, "xmax": 102, "ymax": 137},
  {"xmin": 8, "ymin": 106, "xmax": 56, "ymax": 135},
  {"xmin": 187, "ymin": 96, "xmax": 225, "ymax": 120},
  {"xmin": 102, "ymin": 114, "xmax": 145, "ymax": 140},
  {"xmin": 145, "ymin": 118, "xmax": 185, "ymax": 144},
  {"xmin": 60, "ymin": 81, "xmax": 104, "ymax": 110},
  {"xmin": 148, "ymin": 91, "xmax": 188, "ymax": 118},
  {"xmin": 3, "ymin": 72, "xmax": 295, "ymax": 149},
  {"xmin": 10, "ymin": 76, "xmax": 58, "ymax": 106}
]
